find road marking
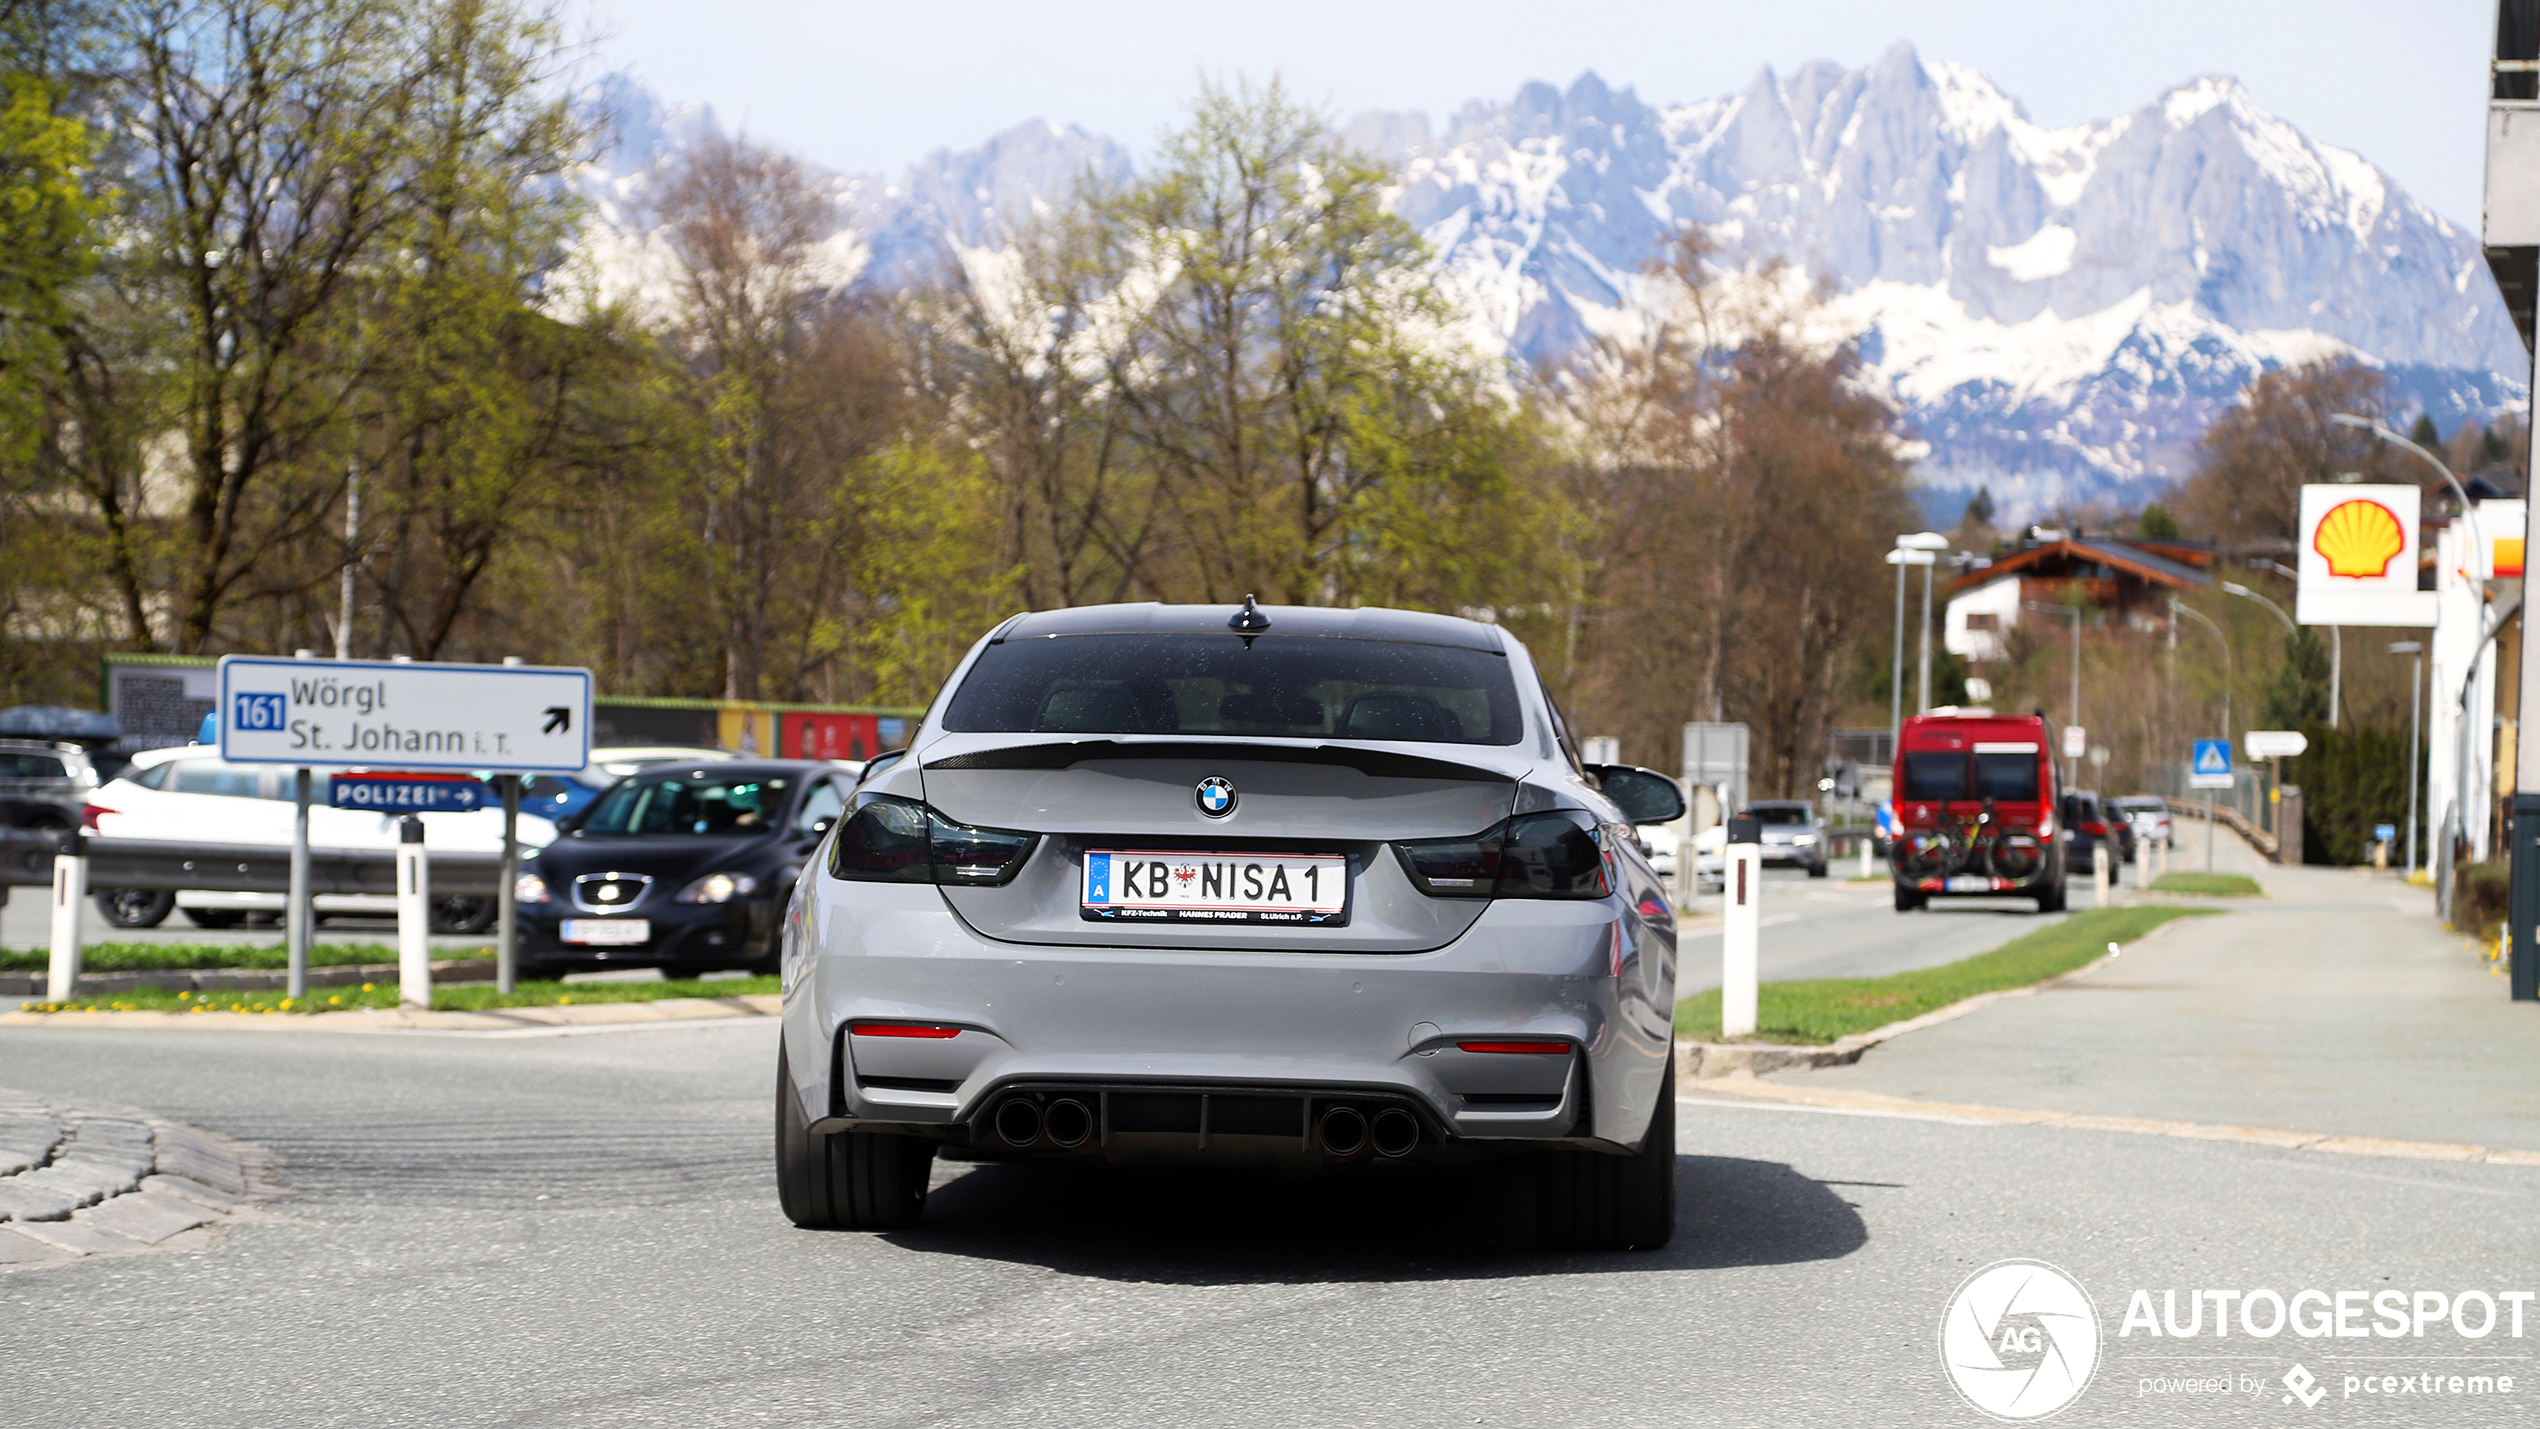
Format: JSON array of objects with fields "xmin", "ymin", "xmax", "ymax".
[{"xmin": 1683, "ymin": 1075, "xmax": 2540, "ymax": 1169}]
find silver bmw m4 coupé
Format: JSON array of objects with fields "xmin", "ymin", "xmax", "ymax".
[{"xmin": 774, "ymin": 599, "xmax": 1685, "ymax": 1249}]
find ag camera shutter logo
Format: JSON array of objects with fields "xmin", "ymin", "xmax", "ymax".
[
  {"xmin": 1940, "ymin": 1259, "xmax": 2102, "ymax": 1420},
  {"xmin": 233, "ymin": 693, "xmax": 287, "ymax": 732}
]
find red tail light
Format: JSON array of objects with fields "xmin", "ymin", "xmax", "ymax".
[
  {"xmin": 81, "ymin": 803, "xmax": 113, "ymax": 830},
  {"xmin": 849, "ymin": 1023, "xmax": 961, "ymax": 1038},
  {"xmin": 2081, "ymin": 820, "xmax": 2107, "ymax": 836},
  {"xmin": 1456, "ymin": 1040, "xmax": 1571, "ymax": 1055}
]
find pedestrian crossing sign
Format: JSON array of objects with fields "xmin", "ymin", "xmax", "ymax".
[{"xmin": 2190, "ymin": 739, "xmax": 2233, "ymax": 789}]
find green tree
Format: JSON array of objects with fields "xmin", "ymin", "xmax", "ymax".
[
  {"xmin": 2261, "ymin": 626, "xmax": 2330, "ymax": 729},
  {"xmin": 2138, "ymin": 502, "xmax": 2182, "ymax": 540}
]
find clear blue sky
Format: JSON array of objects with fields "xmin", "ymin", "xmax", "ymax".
[{"xmin": 577, "ymin": 0, "xmax": 2502, "ymax": 225}]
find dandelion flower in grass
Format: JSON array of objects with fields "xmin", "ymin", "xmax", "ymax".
[
  {"xmin": 327, "ymin": 995, "xmax": 341, "ymax": 1006},
  {"xmin": 361, "ymin": 982, "xmax": 374, "ymax": 991}
]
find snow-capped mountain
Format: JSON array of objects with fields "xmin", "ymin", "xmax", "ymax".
[{"xmin": 582, "ymin": 47, "xmax": 2526, "ymax": 518}]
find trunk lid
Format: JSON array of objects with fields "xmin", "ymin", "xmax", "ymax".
[{"xmin": 918, "ymin": 733, "xmax": 1525, "ymax": 952}]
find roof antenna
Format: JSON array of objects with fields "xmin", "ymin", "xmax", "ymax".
[{"xmin": 1228, "ymin": 594, "xmax": 1272, "ymax": 634}]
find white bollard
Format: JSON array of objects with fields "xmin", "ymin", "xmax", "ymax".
[
  {"xmin": 2092, "ymin": 842, "xmax": 2110, "ymax": 908},
  {"xmin": 46, "ymin": 834, "xmax": 85, "ymax": 1004},
  {"xmin": 1722, "ymin": 815, "xmax": 1762, "ymax": 1039},
  {"xmin": 1858, "ymin": 833, "xmax": 1873, "ymax": 879},
  {"xmin": 396, "ymin": 816, "xmax": 431, "ymax": 1010}
]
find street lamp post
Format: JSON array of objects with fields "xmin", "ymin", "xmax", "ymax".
[
  {"xmin": 2389, "ymin": 640, "xmax": 2423, "ymax": 878},
  {"xmin": 1897, "ymin": 532, "xmax": 1950, "ymax": 716},
  {"xmin": 2170, "ymin": 598, "xmax": 2234, "ymax": 870},
  {"xmin": 2024, "ymin": 600, "xmax": 2083, "ymax": 789}
]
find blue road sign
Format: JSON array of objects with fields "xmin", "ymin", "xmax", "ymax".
[
  {"xmin": 330, "ymin": 773, "xmax": 484, "ymax": 813},
  {"xmin": 2373, "ymin": 823, "xmax": 2397, "ymax": 843},
  {"xmin": 2190, "ymin": 738, "xmax": 2233, "ymax": 789}
]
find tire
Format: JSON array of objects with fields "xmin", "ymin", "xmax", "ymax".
[
  {"xmin": 427, "ymin": 895, "xmax": 496, "ymax": 935},
  {"xmin": 1808, "ymin": 860, "xmax": 1828, "ymax": 879},
  {"xmin": 1893, "ymin": 884, "xmax": 1926, "ymax": 912},
  {"xmin": 775, "ymin": 1045, "xmax": 934, "ymax": 1230},
  {"xmin": 2036, "ymin": 882, "xmax": 2067, "ymax": 913},
  {"xmin": 182, "ymin": 908, "xmax": 247, "ymax": 929},
  {"xmin": 1536, "ymin": 1053, "xmax": 1674, "ymax": 1252},
  {"xmin": 94, "ymin": 888, "xmax": 174, "ymax": 929}
]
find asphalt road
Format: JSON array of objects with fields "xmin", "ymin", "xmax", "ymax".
[
  {"xmin": 2, "ymin": 1019, "xmax": 2531, "ymax": 1427},
  {"xmin": 1671, "ymin": 863, "xmax": 2100, "ymax": 994}
]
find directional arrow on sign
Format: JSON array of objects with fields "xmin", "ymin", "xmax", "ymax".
[{"xmin": 543, "ymin": 706, "xmax": 571, "ymax": 734}]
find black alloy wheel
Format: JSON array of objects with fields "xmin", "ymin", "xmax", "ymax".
[
  {"xmin": 94, "ymin": 888, "xmax": 175, "ymax": 928},
  {"xmin": 427, "ymin": 895, "xmax": 497, "ymax": 935}
]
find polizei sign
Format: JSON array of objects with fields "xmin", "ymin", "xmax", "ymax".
[{"xmin": 216, "ymin": 656, "xmax": 593, "ymax": 774}]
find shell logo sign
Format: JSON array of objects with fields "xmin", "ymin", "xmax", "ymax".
[
  {"xmin": 2312, "ymin": 499, "xmax": 2406, "ymax": 578},
  {"xmin": 2295, "ymin": 484, "xmax": 2435, "ymax": 628}
]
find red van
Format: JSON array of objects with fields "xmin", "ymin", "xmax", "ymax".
[{"xmin": 1889, "ymin": 711, "xmax": 2066, "ymax": 913}]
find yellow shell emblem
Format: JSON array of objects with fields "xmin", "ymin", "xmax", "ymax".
[{"xmin": 2313, "ymin": 499, "xmax": 2404, "ymax": 579}]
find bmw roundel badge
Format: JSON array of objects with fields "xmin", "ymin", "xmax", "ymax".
[{"xmin": 1195, "ymin": 777, "xmax": 1237, "ymax": 818}]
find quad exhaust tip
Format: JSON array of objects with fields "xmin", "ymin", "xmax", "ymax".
[
  {"xmin": 994, "ymin": 1098, "xmax": 1043, "ymax": 1148},
  {"xmin": 1317, "ymin": 1105, "xmax": 1369, "ymax": 1157},
  {"xmin": 1043, "ymin": 1098, "xmax": 1094, "ymax": 1148},
  {"xmin": 1369, "ymin": 1106, "xmax": 1419, "ymax": 1158}
]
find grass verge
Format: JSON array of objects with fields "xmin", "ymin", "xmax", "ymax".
[
  {"xmin": 1674, "ymin": 905, "xmax": 2211, "ymax": 1045},
  {"xmin": 2147, "ymin": 872, "xmax": 2264, "ymax": 898},
  {"xmin": 21, "ymin": 975, "xmax": 776, "ymax": 1016},
  {"xmin": 0, "ymin": 941, "xmax": 486, "ymax": 974}
]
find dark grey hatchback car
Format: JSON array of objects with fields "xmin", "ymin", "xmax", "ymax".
[{"xmin": 514, "ymin": 760, "xmax": 851, "ymax": 977}]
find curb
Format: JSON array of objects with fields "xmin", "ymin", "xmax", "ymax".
[
  {"xmin": 1675, "ymin": 909, "xmax": 2207, "ymax": 1079},
  {"xmin": 0, "ymin": 959, "xmax": 495, "ymax": 998},
  {"xmin": 0, "ymin": 1090, "xmax": 285, "ymax": 1271},
  {"xmin": 0, "ymin": 992, "xmax": 782, "ymax": 1034},
  {"xmin": 1680, "ymin": 1076, "xmax": 2540, "ymax": 1170}
]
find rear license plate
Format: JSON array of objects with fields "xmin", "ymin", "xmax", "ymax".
[
  {"xmin": 1944, "ymin": 875, "xmax": 1995, "ymax": 893},
  {"xmin": 1081, "ymin": 851, "xmax": 1348, "ymax": 925},
  {"xmin": 561, "ymin": 918, "xmax": 650, "ymax": 945}
]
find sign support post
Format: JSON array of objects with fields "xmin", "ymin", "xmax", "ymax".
[
  {"xmin": 497, "ymin": 774, "xmax": 521, "ymax": 994},
  {"xmin": 287, "ymin": 766, "xmax": 312, "ymax": 1000}
]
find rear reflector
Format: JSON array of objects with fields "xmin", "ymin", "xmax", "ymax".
[
  {"xmin": 1456, "ymin": 1040, "xmax": 1570, "ymax": 1055},
  {"xmin": 849, "ymin": 1023, "xmax": 961, "ymax": 1039}
]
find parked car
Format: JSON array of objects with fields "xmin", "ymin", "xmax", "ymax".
[
  {"xmin": 2062, "ymin": 789, "xmax": 2131, "ymax": 870},
  {"xmin": 1890, "ymin": 710, "xmax": 2066, "ymax": 913},
  {"xmin": 1741, "ymin": 799, "xmax": 1829, "ymax": 877},
  {"xmin": 82, "ymin": 747, "xmax": 558, "ymax": 930},
  {"xmin": 775, "ymin": 600, "xmax": 1685, "ymax": 1247},
  {"xmin": 0, "ymin": 739, "xmax": 97, "ymax": 834},
  {"xmin": 513, "ymin": 759, "xmax": 850, "ymax": 977},
  {"xmin": 514, "ymin": 745, "xmax": 747, "ymax": 823},
  {"xmin": 2109, "ymin": 794, "xmax": 2172, "ymax": 847}
]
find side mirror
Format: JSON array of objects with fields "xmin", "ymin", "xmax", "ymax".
[{"xmin": 1584, "ymin": 764, "xmax": 1687, "ymax": 825}]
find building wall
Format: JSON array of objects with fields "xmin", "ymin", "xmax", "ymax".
[{"xmin": 1944, "ymin": 575, "xmax": 2024, "ymax": 662}]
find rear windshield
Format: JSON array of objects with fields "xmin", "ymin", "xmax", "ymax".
[
  {"xmin": 1900, "ymin": 752, "xmax": 1970, "ymax": 801},
  {"xmin": 943, "ymin": 634, "xmax": 1523, "ymax": 745},
  {"xmin": 1747, "ymin": 805, "xmax": 1811, "ymax": 824},
  {"xmin": 581, "ymin": 773, "xmax": 792, "ymax": 836},
  {"xmin": 1974, "ymin": 752, "xmax": 2040, "ymax": 801},
  {"xmin": 0, "ymin": 753, "xmax": 66, "ymax": 778}
]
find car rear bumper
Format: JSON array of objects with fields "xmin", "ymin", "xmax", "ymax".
[
  {"xmin": 517, "ymin": 899, "xmax": 770, "ymax": 967},
  {"xmin": 779, "ymin": 883, "xmax": 1675, "ymax": 1157}
]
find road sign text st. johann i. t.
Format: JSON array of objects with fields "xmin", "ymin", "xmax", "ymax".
[
  {"xmin": 2189, "ymin": 738, "xmax": 2233, "ymax": 790},
  {"xmin": 216, "ymin": 656, "xmax": 593, "ymax": 773}
]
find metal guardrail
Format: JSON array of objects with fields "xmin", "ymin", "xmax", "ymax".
[{"xmin": 0, "ymin": 829, "xmax": 501, "ymax": 896}]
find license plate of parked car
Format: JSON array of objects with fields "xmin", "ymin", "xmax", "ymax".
[
  {"xmin": 1944, "ymin": 875, "xmax": 1994, "ymax": 892},
  {"xmin": 561, "ymin": 918, "xmax": 651, "ymax": 945},
  {"xmin": 1081, "ymin": 850, "xmax": 1348, "ymax": 924}
]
